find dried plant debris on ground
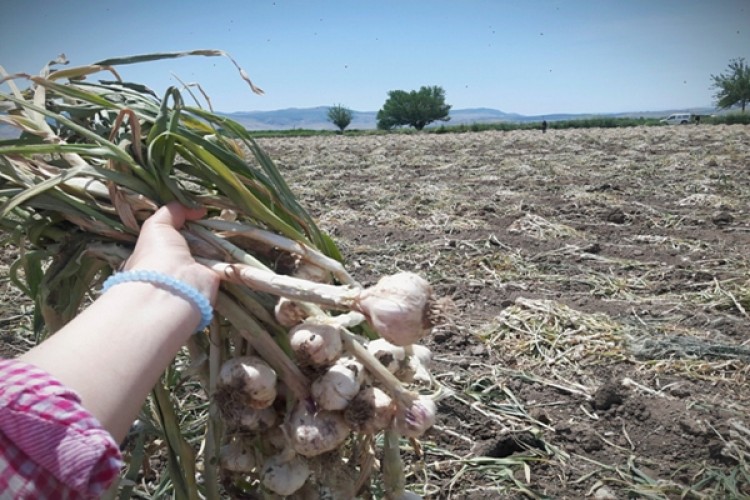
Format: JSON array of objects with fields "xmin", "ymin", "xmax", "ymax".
[{"xmin": 3, "ymin": 125, "xmax": 750, "ymax": 498}]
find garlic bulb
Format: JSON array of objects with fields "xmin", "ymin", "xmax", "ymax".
[
  {"xmin": 238, "ymin": 406, "xmax": 278, "ymax": 431},
  {"xmin": 261, "ymin": 453, "xmax": 311, "ymax": 496},
  {"xmin": 274, "ymin": 297, "xmax": 308, "ymax": 327},
  {"xmin": 218, "ymin": 355, "xmax": 278, "ymax": 409},
  {"xmin": 220, "ymin": 439, "xmax": 257, "ymax": 473},
  {"xmin": 289, "ymin": 322, "xmax": 343, "ymax": 368},
  {"xmin": 288, "ymin": 402, "xmax": 350, "ymax": 457},
  {"xmin": 345, "ymin": 386, "xmax": 396, "ymax": 434},
  {"xmin": 411, "ymin": 344, "xmax": 432, "ymax": 368},
  {"xmin": 394, "ymin": 395, "xmax": 437, "ymax": 438},
  {"xmin": 356, "ymin": 272, "xmax": 434, "ymax": 346},
  {"xmin": 367, "ymin": 338, "xmax": 407, "ymax": 374},
  {"xmin": 312, "ymin": 363, "xmax": 362, "ymax": 411}
]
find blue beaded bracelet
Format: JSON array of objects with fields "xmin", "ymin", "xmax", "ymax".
[{"xmin": 101, "ymin": 270, "xmax": 213, "ymax": 332}]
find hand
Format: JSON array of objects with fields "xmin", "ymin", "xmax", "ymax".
[{"xmin": 125, "ymin": 202, "xmax": 219, "ymax": 304}]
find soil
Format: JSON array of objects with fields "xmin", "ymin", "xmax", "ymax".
[{"xmin": 2, "ymin": 124, "xmax": 749, "ymax": 498}]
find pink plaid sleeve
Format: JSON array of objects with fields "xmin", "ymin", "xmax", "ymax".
[{"xmin": 0, "ymin": 359, "xmax": 122, "ymax": 499}]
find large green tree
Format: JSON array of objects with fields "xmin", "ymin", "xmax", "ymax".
[
  {"xmin": 376, "ymin": 85, "xmax": 451, "ymax": 130},
  {"xmin": 711, "ymin": 57, "xmax": 750, "ymax": 112},
  {"xmin": 327, "ymin": 104, "xmax": 353, "ymax": 132}
]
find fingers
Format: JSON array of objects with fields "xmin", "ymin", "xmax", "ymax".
[{"xmin": 145, "ymin": 202, "xmax": 206, "ymax": 230}]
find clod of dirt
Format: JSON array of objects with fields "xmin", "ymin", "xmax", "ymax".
[
  {"xmin": 678, "ymin": 417, "xmax": 707, "ymax": 436},
  {"xmin": 478, "ymin": 431, "xmax": 545, "ymax": 458},
  {"xmin": 592, "ymin": 380, "xmax": 626, "ymax": 411},
  {"xmin": 712, "ymin": 210, "xmax": 733, "ymax": 226},
  {"xmin": 605, "ymin": 207, "xmax": 627, "ymax": 224},
  {"xmin": 581, "ymin": 242, "xmax": 601, "ymax": 254},
  {"xmin": 587, "ymin": 183, "xmax": 620, "ymax": 192},
  {"xmin": 592, "ymin": 484, "xmax": 618, "ymax": 499}
]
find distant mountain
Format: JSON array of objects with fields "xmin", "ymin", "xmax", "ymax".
[
  {"xmin": 222, "ymin": 106, "xmax": 718, "ymax": 130},
  {"xmin": 223, "ymin": 106, "xmax": 531, "ymax": 130},
  {"xmin": 0, "ymin": 105, "xmax": 718, "ymax": 138},
  {"xmin": 223, "ymin": 107, "xmax": 377, "ymax": 131}
]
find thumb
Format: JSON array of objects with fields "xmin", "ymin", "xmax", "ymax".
[{"xmin": 146, "ymin": 202, "xmax": 206, "ymax": 230}]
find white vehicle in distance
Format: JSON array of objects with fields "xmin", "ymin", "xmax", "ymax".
[{"xmin": 660, "ymin": 113, "xmax": 693, "ymax": 125}]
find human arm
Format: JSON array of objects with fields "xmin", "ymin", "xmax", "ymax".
[{"xmin": 18, "ymin": 202, "xmax": 220, "ymax": 443}]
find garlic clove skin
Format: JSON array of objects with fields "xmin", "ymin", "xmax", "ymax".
[
  {"xmin": 367, "ymin": 338, "xmax": 407, "ymax": 374},
  {"xmin": 218, "ymin": 355, "xmax": 278, "ymax": 409},
  {"xmin": 219, "ymin": 439, "xmax": 257, "ymax": 473},
  {"xmin": 356, "ymin": 272, "xmax": 434, "ymax": 346},
  {"xmin": 407, "ymin": 355, "xmax": 432, "ymax": 384},
  {"xmin": 345, "ymin": 386, "xmax": 396, "ymax": 434},
  {"xmin": 312, "ymin": 364, "xmax": 362, "ymax": 411},
  {"xmin": 289, "ymin": 322, "xmax": 343, "ymax": 368},
  {"xmin": 274, "ymin": 297, "xmax": 308, "ymax": 327},
  {"xmin": 261, "ymin": 453, "xmax": 311, "ymax": 496},
  {"xmin": 334, "ymin": 356, "xmax": 366, "ymax": 384},
  {"xmin": 238, "ymin": 406, "xmax": 278, "ymax": 431},
  {"xmin": 394, "ymin": 395, "xmax": 437, "ymax": 438},
  {"xmin": 288, "ymin": 402, "xmax": 351, "ymax": 457},
  {"xmin": 411, "ymin": 344, "xmax": 433, "ymax": 368}
]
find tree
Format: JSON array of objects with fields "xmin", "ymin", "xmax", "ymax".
[
  {"xmin": 327, "ymin": 104, "xmax": 353, "ymax": 132},
  {"xmin": 376, "ymin": 85, "xmax": 451, "ymax": 130},
  {"xmin": 711, "ymin": 57, "xmax": 750, "ymax": 112}
]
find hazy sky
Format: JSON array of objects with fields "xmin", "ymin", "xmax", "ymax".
[{"xmin": 1, "ymin": 1, "xmax": 748, "ymax": 115}]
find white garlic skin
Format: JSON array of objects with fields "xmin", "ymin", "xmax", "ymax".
[
  {"xmin": 238, "ymin": 406, "xmax": 278, "ymax": 431},
  {"xmin": 395, "ymin": 396, "xmax": 437, "ymax": 438},
  {"xmin": 274, "ymin": 297, "xmax": 308, "ymax": 327},
  {"xmin": 345, "ymin": 386, "xmax": 396, "ymax": 434},
  {"xmin": 357, "ymin": 272, "xmax": 433, "ymax": 346},
  {"xmin": 294, "ymin": 262, "xmax": 331, "ymax": 283},
  {"xmin": 289, "ymin": 322, "xmax": 343, "ymax": 367},
  {"xmin": 288, "ymin": 402, "xmax": 350, "ymax": 457},
  {"xmin": 411, "ymin": 344, "xmax": 433, "ymax": 368},
  {"xmin": 367, "ymin": 338, "xmax": 407, "ymax": 374},
  {"xmin": 219, "ymin": 439, "xmax": 257, "ymax": 473},
  {"xmin": 261, "ymin": 453, "xmax": 311, "ymax": 496},
  {"xmin": 218, "ymin": 355, "xmax": 278, "ymax": 409},
  {"xmin": 312, "ymin": 364, "xmax": 362, "ymax": 411}
]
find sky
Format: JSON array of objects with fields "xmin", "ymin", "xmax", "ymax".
[{"xmin": 1, "ymin": 1, "xmax": 748, "ymax": 116}]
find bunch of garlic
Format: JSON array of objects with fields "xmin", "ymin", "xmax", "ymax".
[{"xmin": 204, "ymin": 238, "xmax": 443, "ymax": 498}]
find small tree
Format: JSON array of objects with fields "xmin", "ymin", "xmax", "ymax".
[
  {"xmin": 327, "ymin": 104, "xmax": 353, "ymax": 133},
  {"xmin": 376, "ymin": 85, "xmax": 451, "ymax": 130},
  {"xmin": 711, "ymin": 57, "xmax": 750, "ymax": 112}
]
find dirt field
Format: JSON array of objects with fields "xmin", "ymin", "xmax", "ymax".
[
  {"xmin": 256, "ymin": 125, "xmax": 750, "ymax": 499},
  {"xmin": 2, "ymin": 124, "xmax": 750, "ymax": 498}
]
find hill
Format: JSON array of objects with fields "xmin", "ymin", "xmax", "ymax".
[
  {"xmin": 0, "ymin": 106, "xmax": 718, "ymax": 137},
  {"xmin": 221, "ymin": 106, "xmax": 717, "ymax": 131}
]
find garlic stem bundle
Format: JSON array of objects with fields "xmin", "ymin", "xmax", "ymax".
[
  {"xmin": 195, "ymin": 218, "xmax": 359, "ymax": 286},
  {"xmin": 202, "ymin": 259, "xmax": 438, "ymax": 346}
]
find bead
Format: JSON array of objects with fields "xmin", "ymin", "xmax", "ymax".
[{"xmin": 101, "ymin": 270, "xmax": 213, "ymax": 332}]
